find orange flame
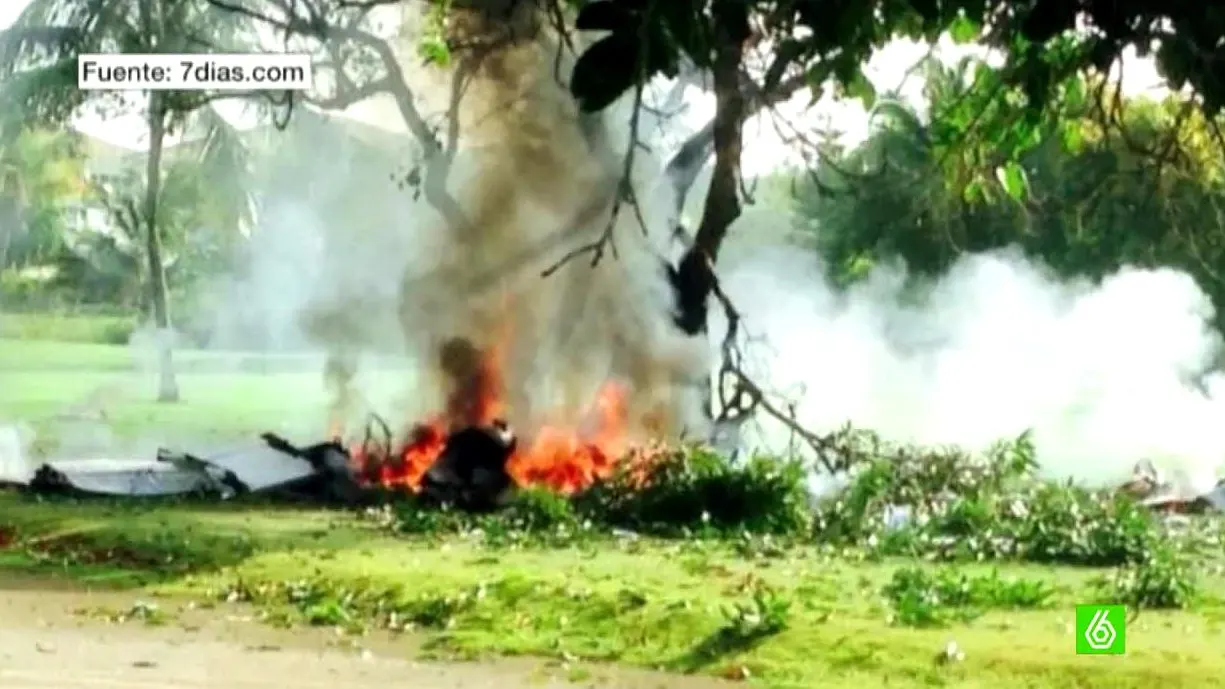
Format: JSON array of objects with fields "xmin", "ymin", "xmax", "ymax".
[
  {"xmin": 508, "ymin": 381, "xmax": 629, "ymax": 491},
  {"xmin": 347, "ymin": 338, "xmax": 645, "ymax": 494}
]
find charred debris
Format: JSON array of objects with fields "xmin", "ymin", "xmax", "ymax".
[
  {"xmin": 6, "ymin": 418, "xmax": 518, "ymax": 511},
  {"xmin": 2, "ymin": 421, "xmax": 1222, "ymax": 518}
]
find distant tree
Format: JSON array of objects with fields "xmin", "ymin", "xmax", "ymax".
[
  {"xmin": 793, "ymin": 58, "xmax": 1225, "ymax": 327},
  {"xmin": 0, "ymin": 127, "xmax": 88, "ymax": 271},
  {"xmin": 0, "ymin": 0, "xmax": 274, "ymax": 401},
  {"xmin": 54, "ymin": 152, "xmax": 236, "ymax": 311}
]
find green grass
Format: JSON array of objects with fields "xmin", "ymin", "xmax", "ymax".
[
  {"xmin": 0, "ymin": 336, "xmax": 412, "ymax": 451},
  {"xmin": 0, "ymin": 338, "xmax": 142, "ymax": 370},
  {"xmin": 0, "ymin": 345, "xmax": 330, "ymax": 447},
  {"xmin": 0, "ymin": 311, "xmax": 136, "ymax": 344},
  {"xmin": 1, "ymin": 493, "xmax": 1222, "ymax": 689}
]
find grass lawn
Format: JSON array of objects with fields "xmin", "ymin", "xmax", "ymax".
[
  {"xmin": 3, "ymin": 327, "xmax": 1224, "ymax": 687},
  {"xmin": 0, "ymin": 310, "xmax": 136, "ymax": 345},
  {"xmin": 1, "ymin": 493, "xmax": 1223, "ymax": 689},
  {"xmin": 0, "ymin": 337, "xmax": 414, "ymax": 452}
]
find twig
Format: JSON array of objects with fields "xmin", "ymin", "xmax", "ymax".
[
  {"xmin": 368, "ymin": 412, "xmax": 393, "ymax": 453},
  {"xmin": 539, "ymin": 78, "xmax": 647, "ymax": 277},
  {"xmin": 705, "ymin": 259, "xmax": 839, "ymax": 474},
  {"xmin": 204, "ymin": 0, "xmax": 477, "ymax": 236}
]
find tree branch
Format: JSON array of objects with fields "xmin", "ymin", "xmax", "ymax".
[
  {"xmin": 663, "ymin": 71, "xmax": 807, "ymax": 235},
  {"xmin": 706, "ymin": 260, "xmax": 839, "ymax": 473},
  {"xmin": 204, "ymin": 0, "xmax": 476, "ymax": 235},
  {"xmin": 539, "ymin": 79, "xmax": 647, "ymax": 277}
]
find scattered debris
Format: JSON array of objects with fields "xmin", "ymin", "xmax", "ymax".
[
  {"xmin": 1118, "ymin": 459, "xmax": 1162, "ymax": 499},
  {"xmin": 1117, "ymin": 459, "xmax": 1225, "ymax": 514},
  {"xmin": 4, "ymin": 422, "xmax": 518, "ymax": 509},
  {"xmin": 8, "ymin": 434, "xmax": 344, "ymax": 501},
  {"xmin": 418, "ymin": 421, "xmax": 517, "ymax": 511},
  {"xmin": 27, "ymin": 457, "xmax": 236, "ymax": 498},
  {"xmin": 936, "ymin": 639, "xmax": 964, "ymax": 665},
  {"xmin": 5, "ymin": 426, "xmax": 1223, "ymax": 523}
]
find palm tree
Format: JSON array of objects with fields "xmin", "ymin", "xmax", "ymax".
[
  {"xmin": 0, "ymin": 0, "xmax": 262, "ymax": 402},
  {"xmin": 0, "ymin": 127, "xmax": 89, "ymax": 269}
]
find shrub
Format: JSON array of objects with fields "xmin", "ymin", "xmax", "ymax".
[
  {"xmin": 1093, "ymin": 547, "xmax": 1199, "ymax": 609},
  {"xmin": 813, "ymin": 430, "xmax": 1172, "ymax": 566},
  {"xmin": 391, "ymin": 497, "xmax": 474, "ymax": 536},
  {"xmin": 1006, "ymin": 483, "xmax": 1157, "ymax": 566},
  {"xmin": 390, "ymin": 445, "xmax": 814, "ymax": 540},
  {"xmin": 390, "ymin": 487, "xmax": 589, "ymax": 548},
  {"xmin": 574, "ymin": 445, "xmax": 813, "ymax": 537},
  {"xmin": 814, "ymin": 431, "xmax": 1036, "ymax": 545},
  {"xmin": 499, "ymin": 487, "xmax": 580, "ymax": 530},
  {"xmin": 883, "ymin": 565, "xmax": 1055, "ymax": 627}
]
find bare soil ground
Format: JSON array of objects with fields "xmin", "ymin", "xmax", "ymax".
[{"xmin": 0, "ymin": 577, "xmax": 730, "ymax": 689}]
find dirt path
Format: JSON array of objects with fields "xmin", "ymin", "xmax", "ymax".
[{"xmin": 0, "ymin": 581, "xmax": 730, "ymax": 689}]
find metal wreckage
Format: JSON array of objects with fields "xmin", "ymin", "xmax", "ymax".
[
  {"xmin": 0, "ymin": 418, "xmax": 522, "ymax": 510},
  {"xmin": 1117, "ymin": 458, "xmax": 1225, "ymax": 514},
  {"xmin": 2, "ymin": 419, "xmax": 1223, "ymax": 517}
]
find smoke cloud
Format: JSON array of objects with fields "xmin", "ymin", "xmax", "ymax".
[
  {"xmin": 205, "ymin": 6, "xmax": 707, "ymax": 443},
  {"xmin": 716, "ymin": 242, "xmax": 1225, "ymax": 494}
]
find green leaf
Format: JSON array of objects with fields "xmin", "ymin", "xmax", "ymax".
[
  {"xmin": 846, "ymin": 73, "xmax": 877, "ymax": 110},
  {"xmin": 995, "ymin": 162, "xmax": 1029, "ymax": 201},
  {"xmin": 1062, "ymin": 76, "xmax": 1086, "ymax": 111},
  {"xmin": 1060, "ymin": 122, "xmax": 1084, "ymax": 153},
  {"xmin": 417, "ymin": 36, "xmax": 450, "ymax": 67},
  {"xmin": 962, "ymin": 179, "xmax": 985, "ymax": 204},
  {"xmin": 948, "ymin": 13, "xmax": 980, "ymax": 44}
]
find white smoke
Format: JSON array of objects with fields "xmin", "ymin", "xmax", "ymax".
[{"xmin": 717, "ymin": 243, "xmax": 1225, "ymax": 492}]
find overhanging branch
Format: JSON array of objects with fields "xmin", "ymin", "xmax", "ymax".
[{"xmin": 203, "ymin": 0, "xmax": 475, "ymax": 235}]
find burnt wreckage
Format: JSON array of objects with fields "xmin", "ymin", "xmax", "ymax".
[{"xmin": 5, "ymin": 421, "xmax": 519, "ymax": 510}]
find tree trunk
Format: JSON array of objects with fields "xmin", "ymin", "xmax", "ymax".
[
  {"xmin": 669, "ymin": 2, "xmax": 749, "ymax": 339},
  {"xmin": 144, "ymin": 91, "xmax": 179, "ymax": 403},
  {"xmin": 0, "ymin": 171, "xmax": 23, "ymax": 269},
  {"xmin": 0, "ymin": 208, "xmax": 12, "ymax": 268},
  {"xmin": 668, "ymin": 2, "xmax": 750, "ymax": 433}
]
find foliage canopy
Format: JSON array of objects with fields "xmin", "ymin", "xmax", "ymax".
[{"xmin": 568, "ymin": 0, "xmax": 1225, "ymax": 119}]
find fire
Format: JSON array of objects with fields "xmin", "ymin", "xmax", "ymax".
[
  {"xmin": 509, "ymin": 382, "xmax": 629, "ymax": 491},
  {"xmin": 351, "ymin": 418, "xmax": 446, "ymax": 490},
  {"xmin": 347, "ymin": 336, "xmax": 642, "ymax": 494}
]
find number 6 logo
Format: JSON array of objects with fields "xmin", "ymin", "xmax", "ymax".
[{"xmin": 1084, "ymin": 608, "xmax": 1116, "ymax": 650}]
